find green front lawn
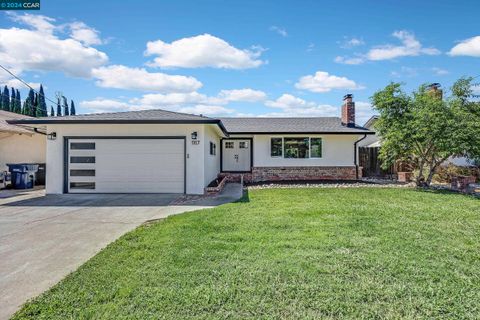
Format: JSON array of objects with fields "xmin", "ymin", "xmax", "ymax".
[{"xmin": 14, "ymin": 188, "xmax": 480, "ymax": 319}]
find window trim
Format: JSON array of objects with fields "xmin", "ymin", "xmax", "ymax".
[
  {"xmin": 270, "ymin": 137, "xmax": 283, "ymax": 158},
  {"xmin": 270, "ymin": 136, "xmax": 323, "ymax": 159}
]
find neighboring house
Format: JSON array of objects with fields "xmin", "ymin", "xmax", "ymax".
[
  {"xmin": 8, "ymin": 94, "xmax": 373, "ymax": 195},
  {"xmin": 0, "ymin": 110, "xmax": 46, "ymax": 172}
]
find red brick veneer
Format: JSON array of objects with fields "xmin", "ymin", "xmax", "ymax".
[{"xmin": 220, "ymin": 166, "xmax": 357, "ymax": 183}]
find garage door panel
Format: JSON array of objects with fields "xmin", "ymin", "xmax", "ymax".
[
  {"xmin": 67, "ymin": 138, "xmax": 185, "ymax": 194},
  {"xmin": 96, "ymin": 181, "xmax": 184, "ymax": 193}
]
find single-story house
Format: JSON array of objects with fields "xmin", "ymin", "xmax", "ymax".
[
  {"xmin": 8, "ymin": 94, "xmax": 373, "ymax": 195},
  {"xmin": 0, "ymin": 110, "xmax": 46, "ymax": 172}
]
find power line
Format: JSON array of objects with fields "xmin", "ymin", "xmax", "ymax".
[{"xmin": 0, "ymin": 63, "xmax": 59, "ymax": 106}]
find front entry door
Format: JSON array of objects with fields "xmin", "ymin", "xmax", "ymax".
[{"xmin": 222, "ymin": 139, "xmax": 251, "ymax": 172}]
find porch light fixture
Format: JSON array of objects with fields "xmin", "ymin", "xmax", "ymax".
[
  {"xmin": 47, "ymin": 132, "xmax": 57, "ymax": 140},
  {"xmin": 191, "ymin": 131, "xmax": 198, "ymax": 140}
]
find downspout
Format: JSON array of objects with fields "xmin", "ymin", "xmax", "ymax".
[
  {"xmin": 354, "ymin": 134, "xmax": 368, "ymax": 180},
  {"xmin": 34, "ymin": 128, "xmax": 47, "ymax": 135}
]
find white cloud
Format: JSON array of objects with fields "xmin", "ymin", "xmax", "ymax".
[
  {"xmin": 448, "ymin": 36, "xmax": 480, "ymax": 57},
  {"xmin": 68, "ymin": 21, "xmax": 102, "ymax": 46},
  {"xmin": 79, "ymin": 99, "xmax": 144, "ymax": 113},
  {"xmin": 390, "ymin": 66, "xmax": 418, "ymax": 78},
  {"xmin": 306, "ymin": 43, "xmax": 315, "ymax": 52},
  {"xmin": 335, "ymin": 30, "xmax": 440, "ymax": 64},
  {"xmin": 218, "ymin": 89, "xmax": 266, "ymax": 102},
  {"xmin": 91, "ymin": 65, "xmax": 202, "ymax": 93},
  {"xmin": 131, "ymin": 92, "xmax": 222, "ymax": 106},
  {"xmin": 334, "ymin": 55, "xmax": 365, "ymax": 65},
  {"xmin": 80, "ymin": 98, "xmax": 234, "ymax": 117},
  {"xmin": 340, "ymin": 37, "xmax": 365, "ymax": 48},
  {"xmin": 367, "ymin": 30, "xmax": 440, "ymax": 60},
  {"xmin": 355, "ymin": 101, "xmax": 376, "ymax": 125},
  {"xmin": 0, "ymin": 13, "xmax": 108, "ymax": 78},
  {"xmin": 295, "ymin": 71, "xmax": 363, "ymax": 93},
  {"xmin": 264, "ymin": 94, "xmax": 338, "ymax": 117},
  {"xmin": 178, "ymin": 105, "xmax": 234, "ymax": 116},
  {"xmin": 269, "ymin": 26, "xmax": 287, "ymax": 37},
  {"xmin": 8, "ymin": 13, "xmax": 56, "ymax": 34},
  {"xmin": 145, "ymin": 34, "xmax": 264, "ymax": 69},
  {"xmin": 432, "ymin": 67, "xmax": 449, "ymax": 76}
]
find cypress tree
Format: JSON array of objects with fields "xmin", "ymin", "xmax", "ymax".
[
  {"xmin": 22, "ymin": 99, "xmax": 29, "ymax": 116},
  {"xmin": 70, "ymin": 100, "xmax": 76, "ymax": 115},
  {"xmin": 10, "ymin": 88, "xmax": 15, "ymax": 112},
  {"xmin": 56, "ymin": 98, "xmax": 62, "ymax": 116},
  {"xmin": 63, "ymin": 96, "xmax": 69, "ymax": 116},
  {"xmin": 13, "ymin": 89, "xmax": 22, "ymax": 114},
  {"xmin": 38, "ymin": 85, "xmax": 47, "ymax": 116},
  {"xmin": 2, "ymin": 86, "xmax": 9, "ymax": 111},
  {"xmin": 15, "ymin": 89, "xmax": 21, "ymax": 114},
  {"xmin": 50, "ymin": 106, "xmax": 54, "ymax": 117}
]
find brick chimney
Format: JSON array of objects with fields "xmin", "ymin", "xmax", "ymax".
[
  {"xmin": 427, "ymin": 83, "xmax": 443, "ymax": 100},
  {"xmin": 341, "ymin": 94, "xmax": 355, "ymax": 127}
]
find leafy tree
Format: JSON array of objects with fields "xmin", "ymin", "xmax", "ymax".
[
  {"xmin": 2, "ymin": 86, "xmax": 9, "ymax": 111},
  {"xmin": 63, "ymin": 96, "xmax": 69, "ymax": 116},
  {"xmin": 372, "ymin": 77, "xmax": 480, "ymax": 187},
  {"xmin": 50, "ymin": 106, "xmax": 55, "ymax": 117},
  {"xmin": 70, "ymin": 100, "xmax": 76, "ymax": 115},
  {"xmin": 14, "ymin": 89, "xmax": 21, "ymax": 114},
  {"xmin": 56, "ymin": 98, "xmax": 62, "ymax": 116},
  {"xmin": 10, "ymin": 88, "xmax": 15, "ymax": 112}
]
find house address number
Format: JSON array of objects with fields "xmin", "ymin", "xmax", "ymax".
[{"xmin": 192, "ymin": 140, "xmax": 200, "ymax": 145}]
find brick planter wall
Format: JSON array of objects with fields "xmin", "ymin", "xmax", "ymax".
[
  {"xmin": 251, "ymin": 166, "xmax": 357, "ymax": 182},
  {"xmin": 219, "ymin": 166, "xmax": 358, "ymax": 183}
]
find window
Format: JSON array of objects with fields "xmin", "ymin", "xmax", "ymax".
[
  {"xmin": 284, "ymin": 138, "xmax": 309, "ymax": 158},
  {"xmin": 310, "ymin": 138, "xmax": 322, "ymax": 158},
  {"xmin": 70, "ymin": 156, "xmax": 95, "ymax": 164},
  {"xmin": 70, "ymin": 169, "xmax": 95, "ymax": 177},
  {"xmin": 70, "ymin": 182, "xmax": 95, "ymax": 190},
  {"xmin": 70, "ymin": 142, "xmax": 95, "ymax": 150},
  {"xmin": 209, "ymin": 142, "xmax": 216, "ymax": 155},
  {"xmin": 225, "ymin": 141, "xmax": 234, "ymax": 149},
  {"xmin": 239, "ymin": 141, "xmax": 248, "ymax": 149},
  {"xmin": 271, "ymin": 138, "xmax": 282, "ymax": 157}
]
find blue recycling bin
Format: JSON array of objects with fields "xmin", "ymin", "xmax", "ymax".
[{"xmin": 7, "ymin": 164, "xmax": 39, "ymax": 189}]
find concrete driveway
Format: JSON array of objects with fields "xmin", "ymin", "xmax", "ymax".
[{"xmin": 0, "ymin": 187, "xmax": 241, "ymax": 320}]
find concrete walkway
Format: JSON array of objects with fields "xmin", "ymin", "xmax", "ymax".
[{"xmin": 0, "ymin": 183, "xmax": 242, "ymax": 319}]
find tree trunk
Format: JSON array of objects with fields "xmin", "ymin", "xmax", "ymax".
[{"xmin": 415, "ymin": 158, "xmax": 426, "ymax": 187}]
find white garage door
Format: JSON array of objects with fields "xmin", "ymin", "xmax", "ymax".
[{"xmin": 67, "ymin": 138, "xmax": 185, "ymax": 193}]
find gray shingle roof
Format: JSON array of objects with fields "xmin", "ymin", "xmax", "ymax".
[
  {"xmin": 219, "ymin": 117, "xmax": 373, "ymax": 134},
  {"xmin": 9, "ymin": 109, "xmax": 216, "ymax": 123},
  {"xmin": 8, "ymin": 108, "xmax": 373, "ymax": 135},
  {"xmin": 0, "ymin": 110, "xmax": 35, "ymax": 135}
]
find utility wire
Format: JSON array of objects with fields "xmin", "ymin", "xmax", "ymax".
[{"xmin": 0, "ymin": 63, "xmax": 59, "ymax": 105}]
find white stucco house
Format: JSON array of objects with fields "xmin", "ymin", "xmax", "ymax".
[
  {"xmin": 0, "ymin": 110, "xmax": 46, "ymax": 172},
  {"xmin": 8, "ymin": 95, "xmax": 373, "ymax": 195}
]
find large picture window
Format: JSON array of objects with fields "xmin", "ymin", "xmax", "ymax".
[
  {"xmin": 271, "ymin": 138, "xmax": 282, "ymax": 157},
  {"xmin": 310, "ymin": 138, "xmax": 322, "ymax": 158},
  {"xmin": 284, "ymin": 138, "xmax": 309, "ymax": 158},
  {"xmin": 270, "ymin": 137, "xmax": 323, "ymax": 158}
]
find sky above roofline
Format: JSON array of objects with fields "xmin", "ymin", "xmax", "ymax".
[{"xmin": 0, "ymin": 0, "xmax": 478, "ymax": 126}]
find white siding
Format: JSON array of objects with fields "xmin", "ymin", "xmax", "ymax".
[
  {"xmin": 45, "ymin": 123, "xmax": 220, "ymax": 195},
  {"xmin": 253, "ymin": 134, "xmax": 361, "ymax": 167},
  {"xmin": 0, "ymin": 132, "xmax": 46, "ymax": 171},
  {"xmin": 203, "ymin": 125, "xmax": 221, "ymax": 186}
]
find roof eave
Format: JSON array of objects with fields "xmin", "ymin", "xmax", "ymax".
[
  {"xmin": 7, "ymin": 119, "xmax": 230, "ymax": 137},
  {"xmin": 224, "ymin": 131, "xmax": 375, "ymax": 135}
]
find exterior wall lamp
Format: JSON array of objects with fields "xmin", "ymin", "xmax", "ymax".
[
  {"xmin": 47, "ymin": 132, "xmax": 57, "ymax": 140},
  {"xmin": 191, "ymin": 131, "xmax": 198, "ymax": 140}
]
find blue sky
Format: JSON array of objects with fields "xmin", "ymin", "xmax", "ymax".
[{"xmin": 0, "ymin": 0, "xmax": 479, "ymax": 124}]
